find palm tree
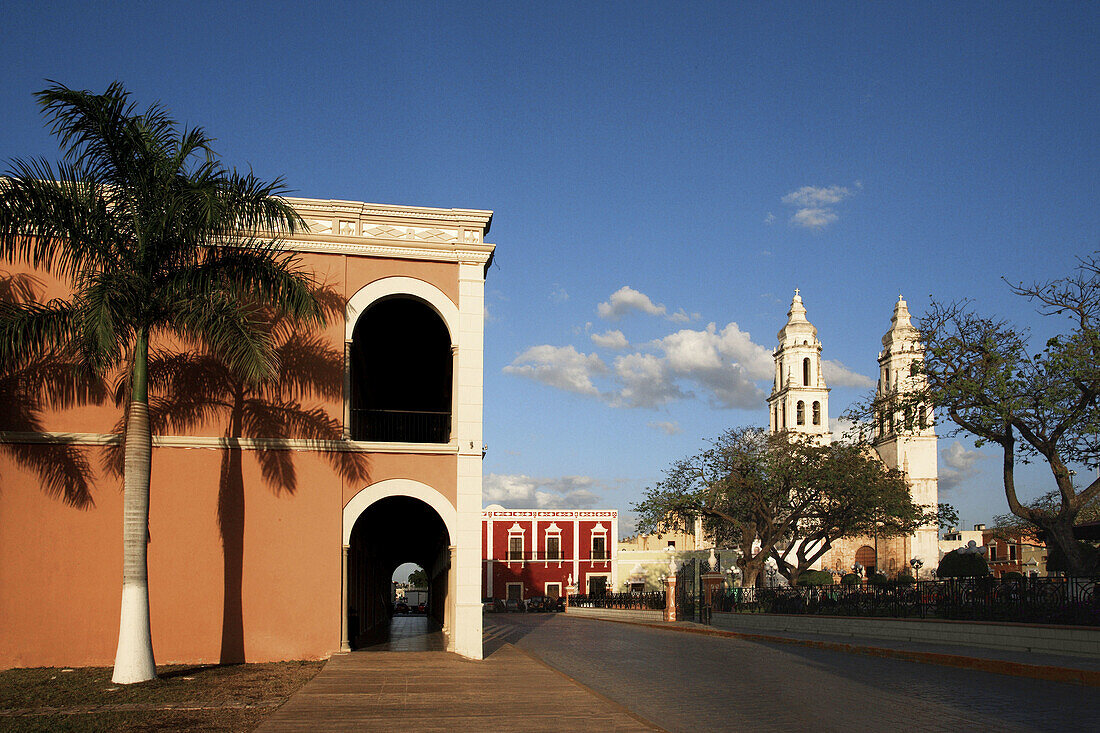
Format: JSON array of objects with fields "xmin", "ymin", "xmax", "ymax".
[{"xmin": 0, "ymin": 82, "xmax": 323, "ymax": 683}]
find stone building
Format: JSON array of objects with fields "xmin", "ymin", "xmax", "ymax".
[
  {"xmin": 0, "ymin": 196, "xmax": 494, "ymax": 667},
  {"xmin": 768, "ymin": 292, "xmax": 940, "ymax": 578}
]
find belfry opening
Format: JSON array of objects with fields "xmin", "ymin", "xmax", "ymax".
[{"xmin": 346, "ymin": 496, "xmax": 453, "ymax": 651}]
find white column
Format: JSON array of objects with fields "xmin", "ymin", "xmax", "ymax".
[
  {"xmin": 453, "ymin": 261, "xmax": 486, "ymax": 660},
  {"xmin": 340, "ymin": 545, "xmax": 350, "ymax": 652}
]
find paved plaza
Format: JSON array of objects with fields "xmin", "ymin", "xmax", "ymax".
[{"xmin": 486, "ymin": 613, "xmax": 1100, "ymax": 732}]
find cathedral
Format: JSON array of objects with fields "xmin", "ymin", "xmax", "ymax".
[{"xmin": 767, "ymin": 291, "xmax": 940, "ymax": 578}]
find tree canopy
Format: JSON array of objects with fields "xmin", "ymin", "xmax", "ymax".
[
  {"xmin": 633, "ymin": 427, "xmax": 936, "ymax": 587},
  {"xmin": 905, "ymin": 255, "xmax": 1100, "ymax": 575}
]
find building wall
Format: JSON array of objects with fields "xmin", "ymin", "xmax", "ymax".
[
  {"xmin": 481, "ymin": 509, "xmax": 617, "ymax": 599},
  {"xmin": 0, "ymin": 197, "xmax": 494, "ymax": 667}
]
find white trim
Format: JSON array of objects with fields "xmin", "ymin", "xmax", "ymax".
[
  {"xmin": 342, "ymin": 478, "xmax": 457, "ymax": 545},
  {"xmin": 345, "ymin": 276, "xmax": 459, "ymax": 342},
  {"xmin": 545, "ymin": 582, "xmax": 562, "ymax": 599},
  {"xmin": 505, "ymin": 582, "xmax": 524, "ymax": 601}
]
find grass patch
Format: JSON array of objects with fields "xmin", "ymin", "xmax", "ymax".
[{"xmin": 0, "ymin": 660, "xmax": 324, "ymax": 732}]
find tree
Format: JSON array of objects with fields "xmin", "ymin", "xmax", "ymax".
[
  {"xmin": 408, "ymin": 568, "xmax": 429, "ymax": 589},
  {"xmin": 0, "ymin": 82, "xmax": 323, "ymax": 683},
  {"xmin": 632, "ymin": 427, "xmax": 934, "ymax": 587},
  {"xmin": 771, "ymin": 440, "xmax": 937, "ymax": 584},
  {"xmin": 102, "ymin": 287, "xmax": 368, "ymax": 663},
  {"xmin": 909, "ymin": 255, "xmax": 1100, "ymax": 576}
]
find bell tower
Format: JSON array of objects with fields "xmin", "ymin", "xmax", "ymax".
[
  {"xmin": 768, "ymin": 290, "xmax": 830, "ymax": 440},
  {"xmin": 874, "ymin": 295, "xmax": 939, "ymax": 572}
]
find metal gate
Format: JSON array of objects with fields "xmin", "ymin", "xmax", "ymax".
[{"xmin": 675, "ymin": 557, "xmax": 697, "ymax": 621}]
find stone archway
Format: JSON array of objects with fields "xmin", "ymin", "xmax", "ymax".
[{"xmin": 342, "ymin": 480, "xmax": 459, "ymax": 652}]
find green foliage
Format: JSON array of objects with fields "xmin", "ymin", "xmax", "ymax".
[
  {"xmin": 868, "ymin": 572, "xmax": 888, "ymax": 586},
  {"xmin": 1046, "ymin": 541, "xmax": 1100, "ymax": 575},
  {"xmin": 407, "ymin": 569, "xmax": 429, "ymax": 588},
  {"xmin": 840, "ymin": 573, "xmax": 861, "ymax": 586},
  {"xmin": 1002, "ymin": 571, "xmax": 1025, "ymax": 580},
  {"xmin": 937, "ymin": 549, "xmax": 991, "ymax": 578},
  {"xmin": 795, "ymin": 570, "xmax": 834, "ymax": 586},
  {"xmin": 895, "ymin": 572, "xmax": 916, "ymax": 584},
  {"xmin": 895, "ymin": 256, "xmax": 1100, "ymax": 577}
]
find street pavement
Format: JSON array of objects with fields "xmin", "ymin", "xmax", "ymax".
[{"xmin": 485, "ymin": 612, "xmax": 1100, "ymax": 732}]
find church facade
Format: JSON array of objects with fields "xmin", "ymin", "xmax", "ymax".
[{"xmin": 767, "ymin": 292, "xmax": 940, "ymax": 578}]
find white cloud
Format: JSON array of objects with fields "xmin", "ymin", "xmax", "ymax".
[
  {"xmin": 591, "ymin": 329, "xmax": 629, "ymax": 350},
  {"xmin": 821, "ymin": 359, "xmax": 875, "ymax": 388},
  {"xmin": 764, "ymin": 212, "xmax": 776, "ymax": 225},
  {"xmin": 503, "ymin": 345, "xmax": 606, "ymax": 396},
  {"xmin": 782, "ymin": 184, "xmax": 857, "ymax": 230},
  {"xmin": 550, "ymin": 285, "xmax": 569, "ymax": 303},
  {"xmin": 790, "ymin": 207, "xmax": 838, "ymax": 230},
  {"xmin": 610, "ymin": 352, "xmax": 686, "ymax": 408},
  {"xmin": 648, "ymin": 420, "xmax": 683, "ymax": 435},
  {"xmin": 483, "ymin": 473, "xmax": 605, "ymax": 509},
  {"xmin": 940, "ymin": 441, "xmax": 988, "ymax": 493},
  {"xmin": 782, "ymin": 185, "xmax": 854, "ymax": 207},
  {"xmin": 597, "ymin": 286, "xmax": 692, "ymax": 322}
]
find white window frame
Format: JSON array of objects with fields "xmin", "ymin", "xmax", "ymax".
[
  {"xmin": 506, "ymin": 582, "xmax": 524, "ymax": 601},
  {"xmin": 544, "ymin": 522, "xmax": 562, "ymax": 567},
  {"xmin": 545, "ymin": 582, "xmax": 562, "ymax": 599},
  {"xmin": 507, "ymin": 522, "xmax": 525, "ymax": 565},
  {"xmin": 591, "ymin": 523, "xmax": 609, "ymax": 564}
]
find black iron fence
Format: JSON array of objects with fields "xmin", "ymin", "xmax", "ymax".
[
  {"xmin": 569, "ymin": 592, "xmax": 666, "ymax": 610},
  {"xmin": 712, "ymin": 576, "xmax": 1100, "ymax": 626},
  {"xmin": 350, "ymin": 409, "xmax": 450, "ymax": 443}
]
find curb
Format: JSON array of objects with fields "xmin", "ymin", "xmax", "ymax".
[{"xmin": 574, "ymin": 615, "xmax": 1100, "ymax": 687}]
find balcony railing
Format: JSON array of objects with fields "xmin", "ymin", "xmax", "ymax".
[
  {"xmin": 494, "ymin": 551, "xmax": 608, "ymax": 562},
  {"xmin": 351, "ymin": 409, "xmax": 450, "ymax": 444}
]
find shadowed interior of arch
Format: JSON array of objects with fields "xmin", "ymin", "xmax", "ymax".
[
  {"xmin": 347, "ymin": 496, "xmax": 451, "ymax": 650},
  {"xmin": 349, "ymin": 297, "xmax": 452, "ymax": 443}
]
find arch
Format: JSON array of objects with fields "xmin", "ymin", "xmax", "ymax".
[
  {"xmin": 343, "ymin": 478, "xmax": 457, "ymax": 544},
  {"xmin": 803, "ymin": 358, "xmax": 811, "ymax": 386},
  {"xmin": 918, "ymin": 405, "xmax": 928, "ymax": 429},
  {"xmin": 796, "ymin": 400, "xmax": 805, "ymax": 425},
  {"xmin": 345, "ymin": 276, "xmax": 459, "ymax": 342},
  {"xmin": 855, "ymin": 545, "xmax": 876, "ymax": 569},
  {"xmin": 812, "ymin": 401, "xmax": 821, "ymax": 426}
]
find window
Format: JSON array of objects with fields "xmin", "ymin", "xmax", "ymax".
[
  {"xmin": 1009, "ymin": 544, "xmax": 1018, "ymax": 561},
  {"xmin": 781, "ymin": 403, "xmax": 786, "ymax": 428},
  {"xmin": 667, "ymin": 540, "xmax": 676, "ymax": 548},
  {"xmin": 546, "ymin": 536, "xmax": 561, "ymax": 561},
  {"xmin": 904, "ymin": 406, "xmax": 913, "ymax": 431},
  {"xmin": 592, "ymin": 535, "xmax": 607, "ymax": 560},
  {"xmin": 988, "ymin": 545, "xmax": 997, "ymax": 561},
  {"xmin": 508, "ymin": 536, "xmax": 523, "ymax": 561},
  {"xmin": 796, "ymin": 400, "xmax": 805, "ymax": 425},
  {"xmin": 918, "ymin": 405, "xmax": 927, "ymax": 429},
  {"xmin": 910, "ymin": 361, "xmax": 920, "ymax": 377},
  {"xmin": 803, "ymin": 358, "xmax": 811, "ymax": 386},
  {"xmin": 812, "ymin": 401, "xmax": 821, "ymax": 426},
  {"xmin": 506, "ymin": 583, "xmax": 523, "ymax": 601},
  {"xmin": 588, "ymin": 575, "xmax": 608, "ymax": 595},
  {"xmin": 545, "ymin": 583, "xmax": 561, "ymax": 599}
]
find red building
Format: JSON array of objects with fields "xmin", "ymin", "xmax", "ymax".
[{"xmin": 482, "ymin": 506, "xmax": 618, "ymax": 601}]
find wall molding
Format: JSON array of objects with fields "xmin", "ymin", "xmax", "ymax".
[{"xmin": 0, "ymin": 431, "xmax": 458, "ymax": 454}]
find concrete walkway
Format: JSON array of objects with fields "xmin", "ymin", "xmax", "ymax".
[{"xmin": 256, "ymin": 642, "xmax": 660, "ymax": 732}]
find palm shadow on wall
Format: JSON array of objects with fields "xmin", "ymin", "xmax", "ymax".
[
  {"xmin": 0, "ymin": 271, "xmax": 103, "ymax": 508},
  {"xmin": 105, "ymin": 286, "xmax": 370, "ymax": 663}
]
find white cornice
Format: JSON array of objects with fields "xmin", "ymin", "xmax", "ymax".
[
  {"xmin": 278, "ymin": 234, "xmax": 494, "ymax": 263},
  {"xmin": 283, "ymin": 197, "xmax": 493, "ymax": 230},
  {"xmin": 0, "ymin": 431, "xmax": 458, "ymax": 455}
]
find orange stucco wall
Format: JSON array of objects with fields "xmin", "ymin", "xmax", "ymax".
[{"xmin": 0, "ymin": 246, "xmax": 465, "ymax": 668}]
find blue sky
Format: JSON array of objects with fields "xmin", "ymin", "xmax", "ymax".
[{"xmin": 3, "ymin": 2, "xmax": 1098, "ymax": 536}]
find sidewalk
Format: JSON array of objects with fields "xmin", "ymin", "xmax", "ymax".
[
  {"xmin": 583, "ymin": 614, "xmax": 1100, "ymax": 687},
  {"xmin": 256, "ymin": 644, "xmax": 662, "ymax": 732}
]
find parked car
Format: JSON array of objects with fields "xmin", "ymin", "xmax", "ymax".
[
  {"xmin": 393, "ymin": 601, "xmax": 409, "ymax": 615},
  {"xmin": 504, "ymin": 598, "xmax": 526, "ymax": 613},
  {"xmin": 526, "ymin": 596, "xmax": 555, "ymax": 612},
  {"xmin": 417, "ymin": 602, "xmax": 427, "ymax": 614}
]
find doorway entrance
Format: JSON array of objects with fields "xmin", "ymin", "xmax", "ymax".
[{"xmin": 346, "ymin": 495, "xmax": 452, "ymax": 651}]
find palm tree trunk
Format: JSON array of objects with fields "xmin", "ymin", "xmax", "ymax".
[{"xmin": 112, "ymin": 330, "xmax": 156, "ymax": 684}]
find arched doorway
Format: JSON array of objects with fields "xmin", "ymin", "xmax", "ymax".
[
  {"xmin": 855, "ymin": 545, "xmax": 877, "ymax": 576},
  {"xmin": 342, "ymin": 481, "xmax": 458, "ymax": 652}
]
